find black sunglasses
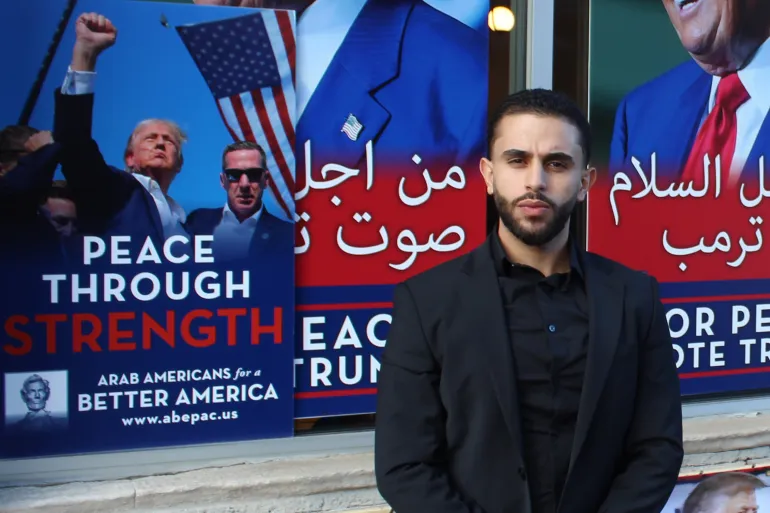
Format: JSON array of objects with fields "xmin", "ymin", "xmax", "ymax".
[{"xmin": 224, "ymin": 167, "xmax": 267, "ymax": 183}]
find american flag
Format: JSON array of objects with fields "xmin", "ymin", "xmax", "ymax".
[
  {"xmin": 341, "ymin": 113, "xmax": 363, "ymax": 141},
  {"xmin": 176, "ymin": 11, "xmax": 296, "ymax": 219}
]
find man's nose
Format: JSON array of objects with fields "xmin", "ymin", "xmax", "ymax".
[
  {"xmin": 238, "ymin": 174, "xmax": 251, "ymax": 187},
  {"xmin": 525, "ymin": 163, "xmax": 547, "ymax": 191}
]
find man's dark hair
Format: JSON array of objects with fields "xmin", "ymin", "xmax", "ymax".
[
  {"xmin": 47, "ymin": 180, "xmax": 74, "ymax": 201},
  {"xmin": 0, "ymin": 125, "xmax": 39, "ymax": 164},
  {"xmin": 35, "ymin": 180, "xmax": 74, "ymax": 207},
  {"xmin": 682, "ymin": 472, "xmax": 766, "ymax": 513},
  {"xmin": 221, "ymin": 140, "xmax": 267, "ymax": 170},
  {"xmin": 487, "ymin": 89, "xmax": 592, "ymax": 166}
]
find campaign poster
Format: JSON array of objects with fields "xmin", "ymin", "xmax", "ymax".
[
  {"xmin": 0, "ymin": 0, "xmax": 296, "ymax": 457},
  {"xmin": 290, "ymin": 0, "xmax": 489, "ymax": 418},
  {"xmin": 139, "ymin": 0, "xmax": 489, "ymax": 417},
  {"xmin": 586, "ymin": 0, "xmax": 770, "ymax": 396},
  {"xmin": 662, "ymin": 469, "xmax": 770, "ymax": 513}
]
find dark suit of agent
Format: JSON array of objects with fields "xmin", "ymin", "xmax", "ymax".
[
  {"xmin": 375, "ymin": 90, "xmax": 684, "ymax": 513},
  {"xmin": 185, "ymin": 141, "xmax": 293, "ymax": 262},
  {"xmin": 0, "ymin": 127, "xmax": 66, "ymax": 266}
]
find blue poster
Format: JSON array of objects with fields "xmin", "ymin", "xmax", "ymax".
[
  {"xmin": 0, "ymin": 0, "xmax": 295, "ymax": 457},
  {"xmin": 289, "ymin": 0, "xmax": 490, "ymax": 419},
  {"xmin": 587, "ymin": 0, "xmax": 770, "ymax": 397},
  {"xmin": 135, "ymin": 0, "xmax": 490, "ymax": 425}
]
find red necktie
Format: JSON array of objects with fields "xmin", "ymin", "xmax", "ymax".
[{"xmin": 681, "ymin": 73, "xmax": 749, "ymax": 187}]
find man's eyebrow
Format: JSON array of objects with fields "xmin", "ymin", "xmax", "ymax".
[
  {"xmin": 500, "ymin": 149, "xmax": 530, "ymax": 159},
  {"xmin": 500, "ymin": 149, "xmax": 575, "ymax": 162},
  {"xmin": 544, "ymin": 152, "xmax": 575, "ymax": 163}
]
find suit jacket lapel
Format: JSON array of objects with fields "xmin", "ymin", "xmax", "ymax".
[
  {"xmin": 660, "ymin": 66, "xmax": 712, "ymax": 172},
  {"xmin": 568, "ymin": 254, "xmax": 624, "ymax": 473},
  {"xmin": 249, "ymin": 212, "xmax": 273, "ymax": 254},
  {"xmin": 296, "ymin": 0, "xmax": 413, "ymax": 168},
  {"xmin": 460, "ymin": 240, "xmax": 524, "ymax": 452}
]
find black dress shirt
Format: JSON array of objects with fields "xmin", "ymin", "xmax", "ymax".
[{"xmin": 490, "ymin": 231, "xmax": 589, "ymax": 513}]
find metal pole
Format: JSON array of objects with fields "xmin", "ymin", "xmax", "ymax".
[{"xmin": 17, "ymin": 0, "xmax": 78, "ymax": 126}]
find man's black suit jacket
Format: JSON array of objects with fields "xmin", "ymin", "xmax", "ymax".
[
  {"xmin": 185, "ymin": 206, "xmax": 293, "ymax": 260},
  {"xmin": 374, "ymin": 236, "xmax": 684, "ymax": 513}
]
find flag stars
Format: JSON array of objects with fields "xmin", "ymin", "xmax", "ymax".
[{"xmin": 178, "ymin": 12, "xmax": 285, "ymax": 98}]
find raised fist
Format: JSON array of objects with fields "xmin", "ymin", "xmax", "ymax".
[
  {"xmin": 71, "ymin": 12, "xmax": 117, "ymax": 71},
  {"xmin": 24, "ymin": 131, "xmax": 54, "ymax": 153},
  {"xmin": 76, "ymin": 13, "xmax": 117, "ymax": 51}
]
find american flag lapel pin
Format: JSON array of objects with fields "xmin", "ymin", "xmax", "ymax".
[{"xmin": 341, "ymin": 113, "xmax": 364, "ymax": 141}]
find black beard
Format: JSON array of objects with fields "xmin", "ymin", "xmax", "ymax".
[{"xmin": 495, "ymin": 190, "xmax": 576, "ymax": 247}]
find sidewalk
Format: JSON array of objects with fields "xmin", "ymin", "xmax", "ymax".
[{"xmin": 2, "ymin": 411, "xmax": 770, "ymax": 513}]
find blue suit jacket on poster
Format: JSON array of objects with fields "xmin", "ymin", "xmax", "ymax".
[
  {"xmin": 609, "ymin": 59, "xmax": 770, "ymax": 179},
  {"xmin": 296, "ymin": 0, "xmax": 487, "ymax": 168},
  {"xmin": 53, "ymin": 90, "xmax": 167, "ymax": 249},
  {"xmin": 185, "ymin": 206, "xmax": 293, "ymax": 260}
]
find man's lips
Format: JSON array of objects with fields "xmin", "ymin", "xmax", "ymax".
[
  {"xmin": 517, "ymin": 200, "xmax": 550, "ymax": 215},
  {"xmin": 518, "ymin": 200, "xmax": 550, "ymax": 208},
  {"xmin": 675, "ymin": 0, "xmax": 701, "ymax": 11}
]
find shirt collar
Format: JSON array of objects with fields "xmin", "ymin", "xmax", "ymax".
[
  {"xmin": 708, "ymin": 36, "xmax": 770, "ymax": 114},
  {"xmin": 489, "ymin": 228, "xmax": 584, "ymax": 281},
  {"xmin": 130, "ymin": 172, "xmax": 186, "ymax": 222},
  {"xmin": 222, "ymin": 201, "xmax": 263, "ymax": 224}
]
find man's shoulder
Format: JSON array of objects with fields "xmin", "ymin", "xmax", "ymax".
[
  {"xmin": 399, "ymin": 248, "xmax": 474, "ymax": 298},
  {"xmin": 622, "ymin": 59, "xmax": 705, "ymax": 108},
  {"xmin": 410, "ymin": 1, "xmax": 483, "ymax": 42},
  {"xmin": 186, "ymin": 207, "xmax": 224, "ymax": 233},
  {"xmin": 187, "ymin": 207, "xmax": 223, "ymax": 223},
  {"xmin": 406, "ymin": 1, "xmax": 485, "ymax": 71},
  {"xmin": 583, "ymin": 250, "xmax": 655, "ymax": 292},
  {"xmin": 261, "ymin": 210, "xmax": 292, "ymax": 227}
]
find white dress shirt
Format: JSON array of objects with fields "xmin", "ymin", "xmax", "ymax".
[
  {"xmin": 703, "ymin": 37, "xmax": 770, "ymax": 183},
  {"xmin": 212, "ymin": 202, "xmax": 264, "ymax": 261},
  {"xmin": 61, "ymin": 68, "xmax": 187, "ymax": 239},
  {"xmin": 295, "ymin": 0, "xmax": 367, "ymax": 119}
]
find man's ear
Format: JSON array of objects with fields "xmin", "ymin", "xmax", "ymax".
[
  {"xmin": 577, "ymin": 166, "xmax": 597, "ymax": 201},
  {"xmin": 479, "ymin": 157, "xmax": 494, "ymax": 196}
]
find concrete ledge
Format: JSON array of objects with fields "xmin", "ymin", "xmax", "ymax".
[
  {"xmin": 683, "ymin": 411, "xmax": 770, "ymax": 454},
  {"xmin": 3, "ymin": 411, "xmax": 770, "ymax": 513},
  {"xmin": 0, "ymin": 453, "xmax": 386, "ymax": 513}
]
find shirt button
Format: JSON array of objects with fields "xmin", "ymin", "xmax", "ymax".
[{"xmin": 548, "ymin": 324, "xmax": 556, "ymax": 333}]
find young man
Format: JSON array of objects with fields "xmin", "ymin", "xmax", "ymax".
[{"xmin": 375, "ymin": 89, "xmax": 684, "ymax": 513}]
